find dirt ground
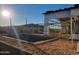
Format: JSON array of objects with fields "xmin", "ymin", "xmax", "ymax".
[{"xmin": 36, "ymin": 39, "xmax": 78, "ymax": 55}]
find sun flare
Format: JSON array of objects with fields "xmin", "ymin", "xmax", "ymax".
[{"xmin": 2, "ymin": 10, "xmax": 10, "ymax": 17}]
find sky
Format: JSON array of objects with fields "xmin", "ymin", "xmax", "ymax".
[{"xmin": 0, "ymin": 4, "xmax": 74, "ymax": 26}]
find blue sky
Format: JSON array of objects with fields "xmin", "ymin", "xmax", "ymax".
[{"xmin": 0, "ymin": 4, "xmax": 74, "ymax": 26}]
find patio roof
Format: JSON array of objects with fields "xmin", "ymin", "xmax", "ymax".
[{"xmin": 43, "ymin": 4, "xmax": 79, "ymax": 14}]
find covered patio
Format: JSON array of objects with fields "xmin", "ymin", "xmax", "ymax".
[
  {"xmin": 44, "ymin": 5, "xmax": 79, "ymax": 39},
  {"xmin": 43, "ymin": 5, "xmax": 79, "ymax": 52}
]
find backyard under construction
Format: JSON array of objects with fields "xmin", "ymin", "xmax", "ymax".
[{"xmin": 0, "ymin": 4, "xmax": 79, "ymax": 55}]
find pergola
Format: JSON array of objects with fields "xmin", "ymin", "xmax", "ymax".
[{"xmin": 43, "ymin": 5, "xmax": 79, "ymax": 43}]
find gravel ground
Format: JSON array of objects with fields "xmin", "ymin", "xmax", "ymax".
[{"xmin": 37, "ymin": 39, "xmax": 78, "ymax": 55}]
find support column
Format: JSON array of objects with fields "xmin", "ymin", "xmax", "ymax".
[
  {"xmin": 44, "ymin": 16, "xmax": 49, "ymax": 35},
  {"xmin": 70, "ymin": 16, "xmax": 73, "ymax": 47}
]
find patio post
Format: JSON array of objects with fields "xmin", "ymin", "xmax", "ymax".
[
  {"xmin": 70, "ymin": 16, "xmax": 73, "ymax": 47},
  {"xmin": 44, "ymin": 16, "xmax": 49, "ymax": 35}
]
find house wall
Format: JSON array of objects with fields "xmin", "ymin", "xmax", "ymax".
[
  {"xmin": 71, "ymin": 8, "xmax": 79, "ymax": 16},
  {"xmin": 60, "ymin": 21, "xmax": 69, "ymax": 34}
]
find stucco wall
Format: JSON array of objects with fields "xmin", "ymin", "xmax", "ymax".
[{"xmin": 71, "ymin": 8, "xmax": 79, "ymax": 16}]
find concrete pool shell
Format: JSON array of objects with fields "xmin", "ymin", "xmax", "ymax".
[
  {"xmin": 6, "ymin": 34, "xmax": 52, "ymax": 42},
  {"xmin": 0, "ymin": 35, "xmax": 48, "ymax": 55}
]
